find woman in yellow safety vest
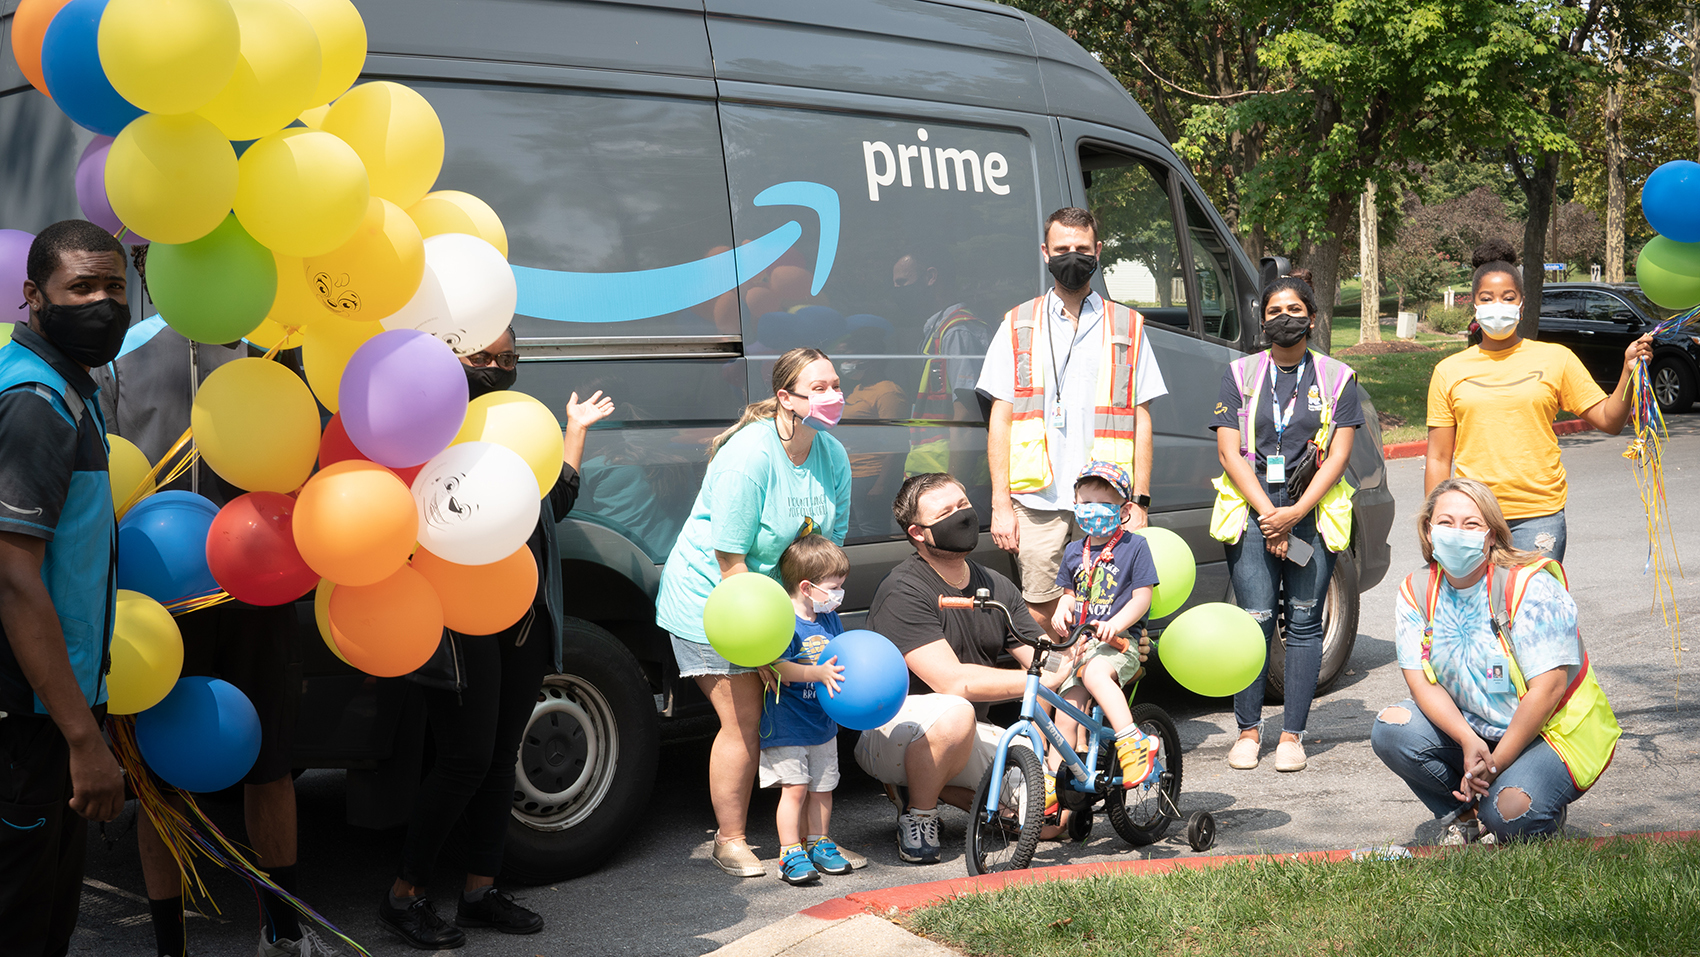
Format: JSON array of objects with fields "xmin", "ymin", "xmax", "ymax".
[
  {"xmin": 1371, "ymin": 478, "xmax": 1617, "ymax": 844},
  {"xmin": 1211, "ymin": 277, "xmax": 1361, "ymax": 774}
]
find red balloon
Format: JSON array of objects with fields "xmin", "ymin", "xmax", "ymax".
[
  {"xmin": 319, "ymin": 413, "xmax": 422, "ymax": 485},
  {"xmin": 206, "ymin": 491, "xmax": 319, "ymax": 605}
]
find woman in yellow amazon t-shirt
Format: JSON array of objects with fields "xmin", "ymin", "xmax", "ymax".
[{"xmin": 1424, "ymin": 258, "xmax": 1651, "ymax": 561}]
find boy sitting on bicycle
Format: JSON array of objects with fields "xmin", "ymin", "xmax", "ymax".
[{"xmin": 1050, "ymin": 462, "xmax": 1163, "ymax": 791}]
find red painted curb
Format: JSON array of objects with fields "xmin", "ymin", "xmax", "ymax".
[
  {"xmin": 1381, "ymin": 418, "xmax": 1593, "ymax": 461},
  {"xmin": 800, "ymin": 829, "xmax": 1700, "ymax": 920}
]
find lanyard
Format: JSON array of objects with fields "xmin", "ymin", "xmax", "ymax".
[
  {"xmin": 1074, "ymin": 528, "xmax": 1124, "ymax": 622},
  {"xmin": 1046, "ymin": 292, "xmax": 1092, "ymax": 405},
  {"xmin": 1268, "ymin": 355, "xmax": 1307, "ymax": 442}
]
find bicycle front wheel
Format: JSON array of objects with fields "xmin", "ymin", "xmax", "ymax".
[
  {"xmin": 965, "ymin": 744, "xmax": 1044, "ymax": 876},
  {"xmin": 1105, "ymin": 703, "xmax": 1183, "ymax": 846}
]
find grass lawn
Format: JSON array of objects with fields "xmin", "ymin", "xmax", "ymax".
[
  {"xmin": 1325, "ymin": 313, "xmax": 1465, "ymax": 445},
  {"xmin": 906, "ymin": 837, "xmax": 1700, "ymax": 957}
]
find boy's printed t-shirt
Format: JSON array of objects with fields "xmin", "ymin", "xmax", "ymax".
[
  {"xmin": 1055, "ymin": 532, "xmax": 1160, "ymax": 628},
  {"xmin": 1394, "ymin": 571, "xmax": 1580, "ymax": 741},
  {"xmin": 1426, "ymin": 340, "xmax": 1606, "ymax": 519},
  {"xmin": 761, "ymin": 612, "xmax": 844, "ymax": 748},
  {"xmin": 654, "ymin": 422, "xmax": 852, "ymax": 642}
]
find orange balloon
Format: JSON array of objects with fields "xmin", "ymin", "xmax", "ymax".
[
  {"xmin": 292, "ymin": 460, "xmax": 417, "ymax": 586},
  {"xmin": 411, "ymin": 545, "xmax": 536, "ymax": 636},
  {"xmin": 12, "ymin": 0, "xmax": 73, "ymax": 98},
  {"xmin": 326, "ymin": 566, "xmax": 443, "ymax": 677}
]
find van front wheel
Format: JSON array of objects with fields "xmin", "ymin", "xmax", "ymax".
[{"xmin": 500, "ymin": 617, "xmax": 659, "ymax": 885}]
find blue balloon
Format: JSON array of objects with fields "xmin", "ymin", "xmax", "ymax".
[
  {"xmin": 118, "ymin": 491, "xmax": 219, "ymax": 605},
  {"xmin": 816, "ymin": 629, "xmax": 908, "ymax": 731},
  {"xmin": 40, "ymin": 0, "xmax": 144, "ymax": 136},
  {"xmin": 1643, "ymin": 161, "xmax": 1700, "ymax": 243},
  {"xmin": 136, "ymin": 677, "xmax": 261, "ymax": 792}
]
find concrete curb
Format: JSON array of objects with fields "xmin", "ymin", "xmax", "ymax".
[
  {"xmin": 1382, "ymin": 417, "xmax": 1593, "ymax": 461},
  {"xmin": 710, "ymin": 830, "xmax": 1700, "ymax": 955}
]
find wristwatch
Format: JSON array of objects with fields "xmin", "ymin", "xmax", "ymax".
[{"xmin": 1131, "ymin": 494, "xmax": 1151, "ymax": 508}]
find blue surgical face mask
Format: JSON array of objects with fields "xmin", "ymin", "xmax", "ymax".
[
  {"xmin": 1074, "ymin": 501, "xmax": 1122, "ymax": 538},
  {"xmin": 1430, "ymin": 525, "xmax": 1488, "ymax": 578}
]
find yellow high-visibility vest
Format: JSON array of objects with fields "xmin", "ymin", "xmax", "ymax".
[{"xmin": 1007, "ymin": 294, "xmax": 1144, "ymax": 494}]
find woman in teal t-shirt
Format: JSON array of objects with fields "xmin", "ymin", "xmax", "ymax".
[{"xmin": 655, "ymin": 347, "xmax": 851, "ymax": 878}]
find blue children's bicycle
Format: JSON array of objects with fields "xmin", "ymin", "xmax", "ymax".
[{"xmin": 939, "ymin": 590, "xmax": 1216, "ymax": 875}]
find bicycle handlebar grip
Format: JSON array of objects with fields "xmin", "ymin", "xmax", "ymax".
[{"xmin": 937, "ymin": 596, "xmax": 975, "ymax": 609}]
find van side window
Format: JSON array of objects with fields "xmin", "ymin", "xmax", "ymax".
[
  {"xmin": 1081, "ymin": 145, "xmax": 1188, "ymax": 331},
  {"xmin": 1183, "ymin": 191, "xmax": 1239, "ymax": 343}
]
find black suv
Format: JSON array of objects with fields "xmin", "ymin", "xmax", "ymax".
[{"xmin": 1539, "ymin": 283, "xmax": 1695, "ymax": 413}]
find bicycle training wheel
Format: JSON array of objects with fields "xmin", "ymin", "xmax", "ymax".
[
  {"xmin": 1105, "ymin": 703, "xmax": 1183, "ymax": 846},
  {"xmin": 965, "ymin": 745, "xmax": 1044, "ymax": 876}
]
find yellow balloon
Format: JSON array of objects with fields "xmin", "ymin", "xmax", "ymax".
[
  {"xmin": 282, "ymin": 0, "xmax": 366, "ymax": 108},
  {"xmin": 313, "ymin": 578, "xmax": 351, "ymax": 664},
  {"xmin": 408, "ymin": 190, "xmax": 508, "ymax": 259},
  {"xmin": 234, "ymin": 127, "xmax": 370, "ymax": 257},
  {"xmin": 196, "ymin": 0, "xmax": 322, "ymax": 142},
  {"xmin": 297, "ymin": 104, "xmax": 331, "ymax": 129},
  {"xmin": 98, "ymin": 0, "xmax": 240, "ymax": 115},
  {"xmin": 261, "ymin": 252, "xmax": 332, "ymax": 335},
  {"xmin": 302, "ymin": 314, "xmax": 381, "ymax": 412},
  {"xmin": 107, "ymin": 590, "xmax": 184, "ymax": 715},
  {"xmin": 245, "ymin": 318, "xmax": 303, "ymax": 350},
  {"xmin": 319, "ymin": 81, "xmax": 444, "ymax": 209},
  {"xmin": 302, "ymin": 197, "xmax": 425, "ymax": 322},
  {"xmin": 0, "ymin": 323, "xmax": 12, "ymax": 347},
  {"xmin": 452, "ymin": 391, "xmax": 564, "ymax": 499},
  {"xmin": 107, "ymin": 433, "xmax": 152, "ymax": 512},
  {"xmin": 106, "ymin": 113, "xmax": 239, "ymax": 245},
  {"xmin": 191, "ymin": 358, "xmax": 321, "ymax": 493}
]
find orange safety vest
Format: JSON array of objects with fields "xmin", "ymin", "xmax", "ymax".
[
  {"xmin": 1007, "ymin": 294, "xmax": 1143, "ymax": 494},
  {"xmin": 906, "ymin": 305, "xmax": 982, "ymax": 473}
]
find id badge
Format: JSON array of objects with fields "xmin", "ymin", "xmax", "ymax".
[
  {"xmin": 1265, "ymin": 454, "xmax": 1286, "ymax": 484},
  {"xmin": 1049, "ymin": 405, "xmax": 1066, "ymax": 429},
  {"xmin": 1484, "ymin": 653, "xmax": 1512, "ymax": 694}
]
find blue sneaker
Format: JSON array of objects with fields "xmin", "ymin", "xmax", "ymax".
[
  {"xmin": 806, "ymin": 838, "xmax": 853, "ymax": 875},
  {"xmin": 778, "ymin": 847, "xmax": 821, "ymax": 885}
]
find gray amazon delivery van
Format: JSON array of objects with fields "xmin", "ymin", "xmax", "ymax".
[{"xmin": 0, "ymin": 0, "xmax": 1392, "ymax": 883}]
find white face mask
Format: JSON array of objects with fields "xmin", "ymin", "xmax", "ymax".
[
  {"xmin": 1475, "ymin": 302, "xmax": 1520, "ymax": 340},
  {"xmin": 808, "ymin": 583, "xmax": 844, "ymax": 614}
]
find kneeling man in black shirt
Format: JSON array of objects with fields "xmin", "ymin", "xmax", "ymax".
[{"xmin": 854, "ymin": 472, "xmax": 1068, "ymax": 865}]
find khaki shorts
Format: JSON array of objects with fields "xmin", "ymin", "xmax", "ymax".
[
  {"xmin": 1013, "ymin": 501, "xmax": 1080, "ymax": 604},
  {"xmin": 759, "ymin": 741, "xmax": 840, "ymax": 791},
  {"xmin": 853, "ymin": 693, "xmax": 1020, "ymax": 792}
]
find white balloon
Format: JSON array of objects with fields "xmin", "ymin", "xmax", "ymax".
[
  {"xmin": 410, "ymin": 441, "xmax": 538, "ymax": 565},
  {"xmin": 382, "ymin": 232, "xmax": 516, "ymax": 355}
]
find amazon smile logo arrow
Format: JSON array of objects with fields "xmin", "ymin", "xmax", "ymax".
[{"xmin": 510, "ymin": 181, "xmax": 840, "ymax": 325}]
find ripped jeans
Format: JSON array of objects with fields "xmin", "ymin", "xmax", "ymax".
[
  {"xmin": 1506, "ymin": 510, "xmax": 1566, "ymax": 562},
  {"xmin": 1370, "ymin": 699, "xmax": 1581, "ymax": 840},
  {"xmin": 1227, "ymin": 492, "xmax": 1335, "ymax": 735}
]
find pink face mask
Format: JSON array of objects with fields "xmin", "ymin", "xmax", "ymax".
[{"xmin": 804, "ymin": 390, "xmax": 845, "ymax": 430}]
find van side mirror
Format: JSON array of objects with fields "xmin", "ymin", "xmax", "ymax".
[{"xmin": 1258, "ymin": 256, "xmax": 1289, "ymax": 290}]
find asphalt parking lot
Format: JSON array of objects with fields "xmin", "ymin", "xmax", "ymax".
[{"xmin": 73, "ymin": 418, "xmax": 1700, "ymax": 956}]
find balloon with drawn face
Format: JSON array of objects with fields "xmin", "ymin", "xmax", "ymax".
[
  {"xmin": 382, "ymin": 232, "xmax": 514, "ymax": 356},
  {"xmin": 410, "ymin": 441, "xmax": 537, "ymax": 565}
]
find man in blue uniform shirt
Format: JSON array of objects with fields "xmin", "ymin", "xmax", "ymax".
[{"xmin": 0, "ymin": 220, "xmax": 130, "ymax": 957}]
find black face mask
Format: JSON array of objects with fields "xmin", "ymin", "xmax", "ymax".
[
  {"xmin": 1261, "ymin": 311, "xmax": 1312, "ymax": 348},
  {"xmin": 892, "ymin": 280, "xmax": 931, "ymax": 318},
  {"xmin": 36, "ymin": 295, "xmax": 129, "ymax": 367},
  {"xmin": 1046, "ymin": 251, "xmax": 1098, "ymax": 292},
  {"xmin": 920, "ymin": 505, "xmax": 979, "ymax": 554},
  {"xmin": 464, "ymin": 364, "xmax": 517, "ymax": 399}
]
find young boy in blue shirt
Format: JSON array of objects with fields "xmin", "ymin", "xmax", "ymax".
[
  {"xmin": 1050, "ymin": 462, "xmax": 1164, "ymax": 791},
  {"xmin": 760, "ymin": 535, "xmax": 862, "ymax": 885}
]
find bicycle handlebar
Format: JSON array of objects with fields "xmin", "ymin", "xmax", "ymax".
[
  {"xmin": 936, "ymin": 591, "xmax": 1086, "ymax": 652},
  {"xmin": 937, "ymin": 596, "xmax": 975, "ymax": 610}
]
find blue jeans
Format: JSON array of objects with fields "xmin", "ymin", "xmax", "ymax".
[
  {"xmin": 1227, "ymin": 488, "xmax": 1336, "ymax": 735},
  {"xmin": 1506, "ymin": 510, "xmax": 1566, "ymax": 562},
  {"xmin": 1370, "ymin": 699, "xmax": 1581, "ymax": 840}
]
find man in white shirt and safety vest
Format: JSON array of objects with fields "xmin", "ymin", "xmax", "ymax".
[{"xmin": 977, "ymin": 207, "xmax": 1168, "ymax": 636}]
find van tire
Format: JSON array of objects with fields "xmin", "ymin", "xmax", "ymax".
[
  {"xmin": 498, "ymin": 617, "xmax": 659, "ymax": 885},
  {"xmin": 1265, "ymin": 551, "xmax": 1359, "ymax": 703}
]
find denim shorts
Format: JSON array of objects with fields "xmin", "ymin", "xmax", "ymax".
[{"xmin": 670, "ymin": 634, "xmax": 760, "ymax": 677}]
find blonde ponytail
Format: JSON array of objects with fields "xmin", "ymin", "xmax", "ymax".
[{"xmin": 708, "ymin": 347, "xmax": 830, "ymax": 458}]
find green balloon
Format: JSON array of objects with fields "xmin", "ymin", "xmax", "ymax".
[
  {"xmin": 1158, "ymin": 602, "xmax": 1265, "ymax": 697},
  {"xmin": 1635, "ymin": 236, "xmax": 1700, "ymax": 310},
  {"xmin": 702, "ymin": 572, "xmax": 795, "ymax": 667},
  {"xmin": 1134, "ymin": 526, "xmax": 1196, "ymax": 619},
  {"xmin": 148, "ymin": 213, "xmax": 277, "ymax": 345}
]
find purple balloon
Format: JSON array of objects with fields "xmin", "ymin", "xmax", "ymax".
[
  {"xmin": 0, "ymin": 230, "xmax": 32, "ymax": 322},
  {"xmin": 75, "ymin": 137, "xmax": 148, "ymax": 244},
  {"xmin": 339, "ymin": 329, "xmax": 470, "ymax": 468}
]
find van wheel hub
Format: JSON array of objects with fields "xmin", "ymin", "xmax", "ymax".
[{"xmin": 512, "ymin": 675, "xmax": 619, "ymax": 831}]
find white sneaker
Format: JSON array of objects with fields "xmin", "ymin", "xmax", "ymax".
[
  {"xmin": 1228, "ymin": 736, "xmax": 1260, "ymax": 769},
  {"xmin": 1439, "ymin": 820, "xmax": 1480, "ymax": 846},
  {"xmin": 1274, "ymin": 738, "xmax": 1307, "ymax": 772}
]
